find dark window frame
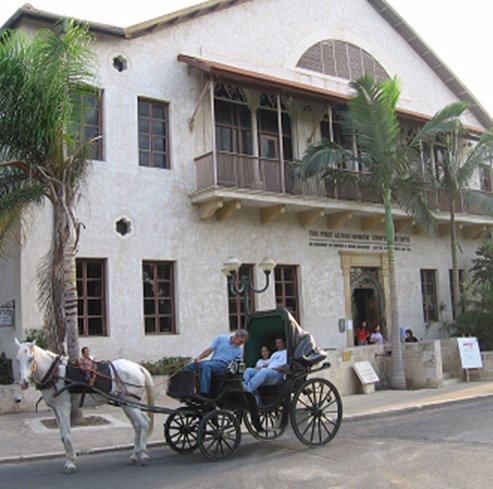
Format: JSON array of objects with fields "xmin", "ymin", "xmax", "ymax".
[
  {"xmin": 420, "ymin": 269, "xmax": 439, "ymax": 322},
  {"xmin": 138, "ymin": 98, "xmax": 170, "ymax": 169},
  {"xmin": 77, "ymin": 258, "xmax": 107, "ymax": 337},
  {"xmin": 142, "ymin": 260, "xmax": 176, "ymax": 334},
  {"xmin": 275, "ymin": 264, "xmax": 300, "ymax": 323}
]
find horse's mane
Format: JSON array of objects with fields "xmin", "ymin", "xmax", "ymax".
[{"xmin": 33, "ymin": 344, "xmax": 67, "ymax": 361}]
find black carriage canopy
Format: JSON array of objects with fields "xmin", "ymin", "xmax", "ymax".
[{"xmin": 243, "ymin": 308, "xmax": 327, "ymax": 369}]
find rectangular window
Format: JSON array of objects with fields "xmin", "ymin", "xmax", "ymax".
[
  {"xmin": 72, "ymin": 88, "xmax": 103, "ymax": 161},
  {"xmin": 449, "ymin": 269, "xmax": 465, "ymax": 318},
  {"xmin": 142, "ymin": 261, "xmax": 176, "ymax": 334},
  {"xmin": 420, "ymin": 269, "xmax": 438, "ymax": 322},
  {"xmin": 275, "ymin": 265, "xmax": 300, "ymax": 323},
  {"xmin": 214, "ymin": 99, "xmax": 253, "ymax": 155},
  {"xmin": 138, "ymin": 98, "xmax": 170, "ymax": 168},
  {"xmin": 227, "ymin": 264, "xmax": 255, "ymax": 330},
  {"xmin": 77, "ymin": 259, "xmax": 107, "ymax": 336}
]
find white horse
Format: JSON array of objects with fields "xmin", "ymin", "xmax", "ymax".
[{"xmin": 14, "ymin": 339, "xmax": 155, "ymax": 473}]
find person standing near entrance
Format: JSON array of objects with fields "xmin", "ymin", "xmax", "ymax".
[
  {"xmin": 369, "ymin": 325, "xmax": 384, "ymax": 345},
  {"xmin": 354, "ymin": 320, "xmax": 369, "ymax": 346}
]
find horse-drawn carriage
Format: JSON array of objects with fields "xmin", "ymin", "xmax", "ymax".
[
  {"xmin": 164, "ymin": 308, "xmax": 343, "ymax": 461},
  {"xmin": 14, "ymin": 308, "xmax": 342, "ymax": 472}
]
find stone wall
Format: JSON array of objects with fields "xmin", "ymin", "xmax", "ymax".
[{"xmin": 2, "ymin": 344, "xmax": 492, "ymax": 413}]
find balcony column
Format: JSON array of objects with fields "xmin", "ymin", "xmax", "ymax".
[
  {"xmin": 277, "ymin": 93, "xmax": 285, "ymax": 193},
  {"xmin": 250, "ymin": 103, "xmax": 261, "ymax": 186},
  {"xmin": 209, "ymin": 76, "xmax": 217, "ymax": 186}
]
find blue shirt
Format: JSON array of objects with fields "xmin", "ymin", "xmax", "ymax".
[{"xmin": 210, "ymin": 335, "xmax": 242, "ymax": 364}]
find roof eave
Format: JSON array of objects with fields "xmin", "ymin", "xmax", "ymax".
[{"xmin": 1, "ymin": 5, "xmax": 125, "ymax": 37}]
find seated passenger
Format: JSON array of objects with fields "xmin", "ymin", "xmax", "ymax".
[
  {"xmin": 184, "ymin": 329, "xmax": 249, "ymax": 399},
  {"xmin": 243, "ymin": 338, "xmax": 287, "ymax": 393},
  {"xmin": 255, "ymin": 345, "xmax": 271, "ymax": 369}
]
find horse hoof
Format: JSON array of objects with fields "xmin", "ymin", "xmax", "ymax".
[
  {"xmin": 139, "ymin": 455, "xmax": 150, "ymax": 466},
  {"xmin": 63, "ymin": 464, "xmax": 77, "ymax": 474},
  {"xmin": 127, "ymin": 457, "xmax": 138, "ymax": 466}
]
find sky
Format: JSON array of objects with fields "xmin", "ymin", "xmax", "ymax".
[{"xmin": 0, "ymin": 0, "xmax": 492, "ymax": 117}]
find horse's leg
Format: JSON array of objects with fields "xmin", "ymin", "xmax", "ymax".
[
  {"xmin": 122, "ymin": 405, "xmax": 151, "ymax": 466},
  {"xmin": 52, "ymin": 398, "xmax": 77, "ymax": 474}
]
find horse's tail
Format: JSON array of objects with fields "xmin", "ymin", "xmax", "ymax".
[{"xmin": 141, "ymin": 366, "xmax": 155, "ymax": 435}]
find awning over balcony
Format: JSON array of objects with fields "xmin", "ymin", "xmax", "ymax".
[
  {"xmin": 177, "ymin": 54, "xmax": 483, "ymax": 131},
  {"xmin": 178, "ymin": 53, "xmax": 348, "ymax": 104}
]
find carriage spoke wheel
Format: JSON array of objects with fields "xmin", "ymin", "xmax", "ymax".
[
  {"xmin": 198, "ymin": 409, "xmax": 241, "ymax": 461},
  {"xmin": 164, "ymin": 408, "xmax": 200, "ymax": 453},
  {"xmin": 244, "ymin": 404, "xmax": 286, "ymax": 440},
  {"xmin": 290, "ymin": 378, "xmax": 342, "ymax": 446}
]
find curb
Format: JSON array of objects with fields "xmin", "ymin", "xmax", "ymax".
[{"xmin": 343, "ymin": 391, "xmax": 493, "ymax": 422}]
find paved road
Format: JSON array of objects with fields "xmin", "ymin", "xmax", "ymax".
[{"xmin": 1, "ymin": 398, "xmax": 492, "ymax": 489}]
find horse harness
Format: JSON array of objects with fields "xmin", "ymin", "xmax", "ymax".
[{"xmin": 30, "ymin": 349, "xmax": 143, "ymax": 406}]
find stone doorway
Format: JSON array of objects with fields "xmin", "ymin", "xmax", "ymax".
[{"xmin": 340, "ymin": 251, "xmax": 391, "ymax": 346}]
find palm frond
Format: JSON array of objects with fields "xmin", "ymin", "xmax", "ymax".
[
  {"xmin": 410, "ymin": 101, "xmax": 468, "ymax": 146},
  {"xmin": 347, "ymin": 75, "xmax": 400, "ymax": 171},
  {"xmin": 393, "ymin": 174, "xmax": 436, "ymax": 232},
  {"xmin": 299, "ymin": 140, "xmax": 350, "ymax": 177}
]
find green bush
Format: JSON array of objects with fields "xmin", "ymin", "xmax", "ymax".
[
  {"xmin": 0, "ymin": 353, "xmax": 14, "ymax": 385},
  {"xmin": 140, "ymin": 356, "xmax": 191, "ymax": 376},
  {"xmin": 24, "ymin": 328, "xmax": 49, "ymax": 349}
]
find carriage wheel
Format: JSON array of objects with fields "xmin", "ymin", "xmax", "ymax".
[
  {"xmin": 197, "ymin": 409, "xmax": 241, "ymax": 461},
  {"xmin": 244, "ymin": 404, "xmax": 287, "ymax": 440},
  {"xmin": 164, "ymin": 408, "xmax": 200, "ymax": 453},
  {"xmin": 290, "ymin": 378, "xmax": 342, "ymax": 446}
]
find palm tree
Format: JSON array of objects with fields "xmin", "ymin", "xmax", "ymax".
[
  {"xmin": 300, "ymin": 74, "xmax": 467, "ymax": 389},
  {"xmin": 420, "ymin": 119, "xmax": 493, "ymax": 319},
  {"xmin": 0, "ymin": 21, "xmax": 96, "ymax": 361}
]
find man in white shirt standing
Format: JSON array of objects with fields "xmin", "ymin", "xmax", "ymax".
[{"xmin": 243, "ymin": 338, "xmax": 287, "ymax": 393}]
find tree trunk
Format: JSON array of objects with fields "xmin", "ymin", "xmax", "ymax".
[{"xmin": 384, "ymin": 192, "xmax": 407, "ymax": 389}]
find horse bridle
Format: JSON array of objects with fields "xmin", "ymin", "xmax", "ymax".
[{"xmin": 29, "ymin": 347, "xmax": 63, "ymax": 391}]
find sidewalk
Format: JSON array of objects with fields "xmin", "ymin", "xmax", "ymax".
[{"xmin": 1, "ymin": 380, "xmax": 492, "ymax": 464}]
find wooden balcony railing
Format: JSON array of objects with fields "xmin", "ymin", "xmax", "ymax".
[{"xmin": 194, "ymin": 151, "xmax": 492, "ymax": 215}]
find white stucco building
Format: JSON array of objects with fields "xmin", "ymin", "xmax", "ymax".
[{"xmin": 1, "ymin": 0, "xmax": 492, "ymax": 363}]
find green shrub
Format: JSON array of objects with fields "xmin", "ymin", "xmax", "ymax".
[
  {"xmin": 141, "ymin": 356, "xmax": 191, "ymax": 376},
  {"xmin": 24, "ymin": 328, "xmax": 49, "ymax": 349}
]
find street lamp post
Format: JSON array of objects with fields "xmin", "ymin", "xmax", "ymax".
[{"xmin": 222, "ymin": 257, "xmax": 276, "ymax": 317}]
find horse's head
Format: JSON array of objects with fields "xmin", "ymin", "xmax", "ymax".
[{"xmin": 14, "ymin": 338, "xmax": 36, "ymax": 390}]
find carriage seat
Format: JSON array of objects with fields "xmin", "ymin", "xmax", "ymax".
[{"xmin": 65, "ymin": 361, "xmax": 112, "ymax": 394}]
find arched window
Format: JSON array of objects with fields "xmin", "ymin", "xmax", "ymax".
[{"xmin": 297, "ymin": 40, "xmax": 389, "ymax": 82}]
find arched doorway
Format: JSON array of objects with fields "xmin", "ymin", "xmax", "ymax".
[
  {"xmin": 351, "ymin": 267, "xmax": 386, "ymax": 336},
  {"xmin": 340, "ymin": 251, "xmax": 391, "ymax": 346}
]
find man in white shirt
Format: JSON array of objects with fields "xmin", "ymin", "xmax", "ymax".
[{"xmin": 243, "ymin": 338, "xmax": 287, "ymax": 393}]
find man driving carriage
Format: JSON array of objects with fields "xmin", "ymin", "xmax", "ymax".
[{"xmin": 184, "ymin": 329, "xmax": 249, "ymax": 399}]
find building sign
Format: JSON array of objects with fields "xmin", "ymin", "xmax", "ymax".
[
  {"xmin": 308, "ymin": 230, "xmax": 411, "ymax": 252},
  {"xmin": 353, "ymin": 361, "xmax": 380, "ymax": 384},
  {"xmin": 0, "ymin": 300, "xmax": 15, "ymax": 328},
  {"xmin": 457, "ymin": 337, "xmax": 482, "ymax": 369}
]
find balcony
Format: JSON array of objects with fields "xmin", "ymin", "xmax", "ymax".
[
  {"xmin": 195, "ymin": 151, "xmax": 383, "ymax": 202},
  {"xmin": 191, "ymin": 151, "xmax": 493, "ymax": 237}
]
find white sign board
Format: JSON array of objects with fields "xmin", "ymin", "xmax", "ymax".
[
  {"xmin": 353, "ymin": 361, "xmax": 379, "ymax": 385},
  {"xmin": 457, "ymin": 337, "xmax": 483, "ymax": 369}
]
